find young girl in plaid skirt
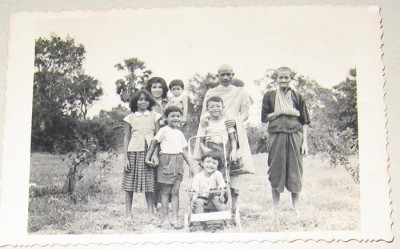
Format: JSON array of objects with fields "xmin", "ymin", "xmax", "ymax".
[{"xmin": 122, "ymin": 89, "xmax": 162, "ymax": 220}]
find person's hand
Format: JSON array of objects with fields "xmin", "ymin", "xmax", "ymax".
[
  {"xmin": 145, "ymin": 156, "xmax": 156, "ymax": 167},
  {"xmin": 159, "ymin": 118, "xmax": 166, "ymax": 126},
  {"xmin": 301, "ymin": 142, "xmax": 309, "ymax": 156},
  {"xmin": 224, "ymin": 119, "xmax": 236, "ymax": 129},
  {"xmin": 267, "ymin": 112, "xmax": 280, "ymax": 121},
  {"xmin": 219, "ymin": 194, "xmax": 225, "ymax": 203},
  {"xmin": 151, "ymin": 155, "xmax": 159, "ymax": 167},
  {"xmin": 124, "ymin": 158, "xmax": 131, "ymax": 172},
  {"xmin": 191, "ymin": 199, "xmax": 197, "ymax": 209},
  {"xmin": 200, "ymin": 117, "xmax": 209, "ymax": 128},
  {"xmin": 189, "ymin": 164, "xmax": 196, "ymax": 177},
  {"xmin": 230, "ymin": 149, "xmax": 238, "ymax": 161}
]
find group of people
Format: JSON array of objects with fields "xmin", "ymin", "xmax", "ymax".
[{"xmin": 122, "ymin": 64, "xmax": 310, "ymax": 230}]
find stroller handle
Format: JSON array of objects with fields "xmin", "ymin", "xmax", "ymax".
[{"xmin": 187, "ymin": 187, "xmax": 227, "ymax": 194}]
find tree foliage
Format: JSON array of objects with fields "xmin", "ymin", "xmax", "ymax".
[
  {"xmin": 32, "ymin": 35, "xmax": 103, "ymax": 153},
  {"xmin": 115, "ymin": 58, "xmax": 152, "ymax": 102},
  {"xmin": 328, "ymin": 69, "xmax": 358, "ymax": 135},
  {"xmin": 66, "ymin": 74, "xmax": 104, "ymax": 120},
  {"xmin": 90, "ymin": 105, "xmax": 130, "ymax": 151}
]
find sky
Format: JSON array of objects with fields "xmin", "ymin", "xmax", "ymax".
[{"xmin": 34, "ymin": 6, "xmax": 363, "ymax": 121}]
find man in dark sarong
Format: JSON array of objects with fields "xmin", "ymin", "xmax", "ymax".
[{"xmin": 261, "ymin": 66, "xmax": 310, "ymax": 211}]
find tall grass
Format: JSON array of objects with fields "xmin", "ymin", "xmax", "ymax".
[{"xmin": 28, "ymin": 152, "xmax": 360, "ymax": 234}]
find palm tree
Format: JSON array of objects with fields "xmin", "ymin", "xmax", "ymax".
[{"xmin": 115, "ymin": 57, "xmax": 152, "ymax": 102}]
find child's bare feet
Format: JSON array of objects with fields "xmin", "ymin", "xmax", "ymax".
[
  {"xmin": 158, "ymin": 219, "xmax": 171, "ymax": 229},
  {"xmin": 171, "ymin": 220, "xmax": 183, "ymax": 230},
  {"xmin": 124, "ymin": 212, "xmax": 133, "ymax": 224},
  {"xmin": 168, "ymin": 203, "xmax": 173, "ymax": 212}
]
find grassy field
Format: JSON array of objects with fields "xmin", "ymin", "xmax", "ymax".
[{"xmin": 28, "ymin": 152, "xmax": 360, "ymax": 234}]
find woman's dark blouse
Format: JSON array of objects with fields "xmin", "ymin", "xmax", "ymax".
[{"xmin": 261, "ymin": 89, "xmax": 311, "ymax": 133}]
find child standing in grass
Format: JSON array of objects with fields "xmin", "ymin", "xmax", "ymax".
[
  {"xmin": 145, "ymin": 106, "xmax": 196, "ymax": 229},
  {"xmin": 123, "ymin": 90, "xmax": 162, "ymax": 219}
]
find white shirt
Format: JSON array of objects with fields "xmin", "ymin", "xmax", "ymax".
[
  {"xmin": 192, "ymin": 170, "xmax": 226, "ymax": 198},
  {"xmin": 154, "ymin": 125, "xmax": 188, "ymax": 154},
  {"xmin": 201, "ymin": 118, "xmax": 235, "ymax": 145},
  {"xmin": 123, "ymin": 111, "xmax": 162, "ymax": 151}
]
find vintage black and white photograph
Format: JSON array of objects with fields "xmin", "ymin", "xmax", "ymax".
[{"xmin": 0, "ymin": 4, "xmax": 392, "ymax": 245}]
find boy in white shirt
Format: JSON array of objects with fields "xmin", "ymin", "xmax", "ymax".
[
  {"xmin": 198, "ymin": 96, "xmax": 238, "ymax": 174},
  {"xmin": 145, "ymin": 106, "xmax": 196, "ymax": 229}
]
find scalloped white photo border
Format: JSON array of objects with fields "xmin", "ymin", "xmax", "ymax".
[{"xmin": 0, "ymin": 5, "xmax": 391, "ymax": 246}]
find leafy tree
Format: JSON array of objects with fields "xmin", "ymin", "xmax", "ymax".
[
  {"xmin": 66, "ymin": 74, "xmax": 104, "ymax": 120},
  {"xmin": 32, "ymin": 35, "xmax": 103, "ymax": 153},
  {"xmin": 328, "ymin": 68, "xmax": 358, "ymax": 136},
  {"xmin": 115, "ymin": 58, "xmax": 152, "ymax": 102},
  {"xmin": 91, "ymin": 105, "xmax": 130, "ymax": 151}
]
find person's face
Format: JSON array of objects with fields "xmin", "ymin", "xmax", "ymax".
[
  {"xmin": 170, "ymin": 85, "xmax": 183, "ymax": 97},
  {"xmin": 277, "ymin": 70, "xmax": 292, "ymax": 90},
  {"xmin": 166, "ymin": 111, "xmax": 182, "ymax": 128},
  {"xmin": 217, "ymin": 70, "xmax": 234, "ymax": 86},
  {"xmin": 137, "ymin": 93, "xmax": 150, "ymax": 111},
  {"xmin": 201, "ymin": 156, "xmax": 219, "ymax": 173},
  {"xmin": 150, "ymin": 82, "xmax": 164, "ymax": 99},
  {"xmin": 207, "ymin": 100, "xmax": 224, "ymax": 118}
]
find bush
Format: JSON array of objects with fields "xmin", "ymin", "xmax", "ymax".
[
  {"xmin": 246, "ymin": 124, "xmax": 269, "ymax": 154},
  {"xmin": 309, "ymin": 126, "xmax": 359, "ymax": 183},
  {"xmin": 70, "ymin": 150, "xmax": 118, "ymax": 203}
]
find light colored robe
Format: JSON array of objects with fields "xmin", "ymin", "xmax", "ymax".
[{"xmin": 194, "ymin": 85, "xmax": 255, "ymax": 188}]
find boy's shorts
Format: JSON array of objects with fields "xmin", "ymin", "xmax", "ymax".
[{"xmin": 157, "ymin": 153, "xmax": 184, "ymax": 184}]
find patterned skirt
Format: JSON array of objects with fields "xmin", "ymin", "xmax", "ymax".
[{"xmin": 122, "ymin": 151, "xmax": 155, "ymax": 193}]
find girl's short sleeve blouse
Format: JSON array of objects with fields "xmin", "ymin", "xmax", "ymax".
[{"xmin": 123, "ymin": 111, "xmax": 162, "ymax": 152}]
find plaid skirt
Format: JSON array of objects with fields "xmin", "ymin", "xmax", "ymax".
[{"xmin": 122, "ymin": 151, "xmax": 155, "ymax": 193}]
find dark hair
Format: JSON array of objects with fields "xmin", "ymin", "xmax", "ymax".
[
  {"xmin": 200, "ymin": 150, "xmax": 223, "ymax": 168},
  {"xmin": 145, "ymin": 77, "xmax": 169, "ymax": 98},
  {"xmin": 271, "ymin": 66, "xmax": 296, "ymax": 80},
  {"xmin": 169, "ymin": 79, "xmax": 184, "ymax": 90},
  {"xmin": 129, "ymin": 89, "xmax": 156, "ymax": 112},
  {"xmin": 206, "ymin": 96, "xmax": 224, "ymax": 107},
  {"xmin": 164, "ymin": 105, "xmax": 183, "ymax": 117}
]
